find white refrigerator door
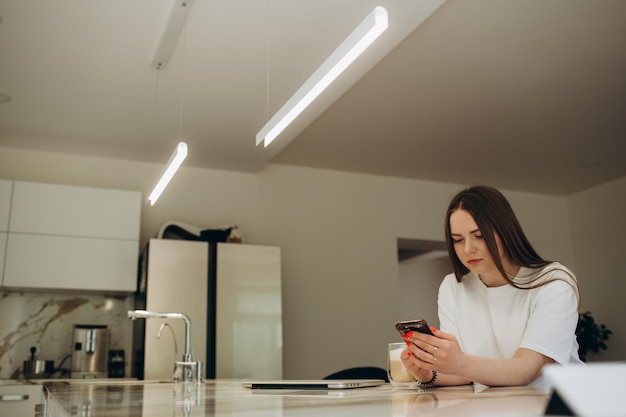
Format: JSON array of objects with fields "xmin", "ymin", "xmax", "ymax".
[
  {"xmin": 144, "ymin": 239, "xmax": 208, "ymax": 380},
  {"xmin": 215, "ymin": 243, "xmax": 282, "ymax": 379}
]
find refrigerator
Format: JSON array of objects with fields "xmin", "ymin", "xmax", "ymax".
[{"xmin": 131, "ymin": 238, "xmax": 282, "ymax": 380}]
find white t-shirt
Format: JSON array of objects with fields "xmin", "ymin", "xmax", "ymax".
[{"xmin": 438, "ymin": 262, "xmax": 583, "ymax": 386}]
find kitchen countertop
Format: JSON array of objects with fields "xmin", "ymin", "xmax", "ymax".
[
  {"xmin": 0, "ymin": 377, "xmax": 137, "ymax": 386},
  {"xmin": 42, "ymin": 380, "xmax": 551, "ymax": 417}
]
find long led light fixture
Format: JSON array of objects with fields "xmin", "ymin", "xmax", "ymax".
[
  {"xmin": 148, "ymin": 141, "xmax": 188, "ymax": 206},
  {"xmin": 256, "ymin": 6, "xmax": 388, "ymax": 147},
  {"xmin": 152, "ymin": 0, "xmax": 195, "ymax": 69}
]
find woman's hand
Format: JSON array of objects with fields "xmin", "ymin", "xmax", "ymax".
[
  {"xmin": 399, "ymin": 346, "xmax": 433, "ymax": 383},
  {"xmin": 401, "ymin": 328, "xmax": 467, "ymax": 380}
]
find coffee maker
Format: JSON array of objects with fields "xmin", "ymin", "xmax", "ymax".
[{"xmin": 70, "ymin": 324, "xmax": 110, "ymax": 378}]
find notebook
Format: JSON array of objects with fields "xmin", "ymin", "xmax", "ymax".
[
  {"xmin": 242, "ymin": 379, "xmax": 385, "ymax": 390},
  {"xmin": 543, "ymin": 362, "xmax": 626, "ymax": 417}
]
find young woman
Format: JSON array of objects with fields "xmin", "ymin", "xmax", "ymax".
[{"xmin": 401, "ymin": 185, "xmax": 582, "ymax": 387}]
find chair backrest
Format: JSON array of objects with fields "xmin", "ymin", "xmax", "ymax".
[{"xmin": 324, "ymin": 366, "xmax": 388, "ymax": 382}]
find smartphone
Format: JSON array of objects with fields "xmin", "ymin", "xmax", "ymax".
[{"xmin": 395, "ymin": 319, "xmax": 434, "ymax": 337}]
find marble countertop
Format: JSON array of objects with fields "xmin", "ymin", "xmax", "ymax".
[
  {"xmin": 0, "ymin": 377, "xmax": 138, "ymax": 386},
  {"xmin": 42, "ymin": 380, "xmax": 551, "ymax": 417}
]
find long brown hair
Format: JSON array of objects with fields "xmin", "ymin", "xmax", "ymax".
[{"xmin": 444, "ymin": 186, "xmax": 579, "ymax": 298}]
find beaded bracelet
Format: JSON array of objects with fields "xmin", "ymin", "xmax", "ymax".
[{"xmin": 416, "ymin": 371, "xmax": 437, "ymax": 387}]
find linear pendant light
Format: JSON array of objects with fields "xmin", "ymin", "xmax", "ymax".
[
  {"xmin": 148, "ymin": 141, "xmax": 188, "ymax": 206},
  {"xmin": 256, "ymin": 6, "xmax": 388, "ymax": 147},
  {"xmin": 152, "ymin": 0, "xmax": 195, "ymax": 69}
]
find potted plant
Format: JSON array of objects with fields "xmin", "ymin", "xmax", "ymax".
[{"xmin": 576, "ymin": 311, "xmax": 612, "ymax": 362}]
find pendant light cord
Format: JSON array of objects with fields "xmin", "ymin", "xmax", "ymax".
[
  {"xmin": 265, "ymin": 0, "xmax": 270, "ymax": 121},
  {"xmin": 179, "ymin": 2, "xmax": 189, "ymax": 136},
  {"xmin": 154, "ymin": 68, "xmax": 161, "ymax": 129}
]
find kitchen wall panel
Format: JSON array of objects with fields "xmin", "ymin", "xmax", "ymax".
[{"xmin": 0, "ymin": 291, "xmax": 133, "ymax": 379}]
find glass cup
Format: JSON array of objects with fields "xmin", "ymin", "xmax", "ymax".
[{"xmin": 387, "ymin": 342, "xmax": 418, "ymax": 388}]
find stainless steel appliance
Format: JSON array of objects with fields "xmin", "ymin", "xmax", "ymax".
[
  {"xmin": 23, "ymin": 346, "xmax": 54, "ymax": 379},
  {"xmin": 70, "ymin": 324, "xmax": 110, "ymax": 378}
]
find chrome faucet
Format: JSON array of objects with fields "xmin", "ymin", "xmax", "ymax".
[
  {"xmin": 128, "ymin": 309, "xmax": 201, "ymax": 382},
  {"xmin": 157, "ymin": 323, "xmax": 182, "ymax": 380}
]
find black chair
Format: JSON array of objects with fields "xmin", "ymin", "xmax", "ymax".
[{"xmin": 324, "ymin": 366, "xmax": 388, "ymax": 382}]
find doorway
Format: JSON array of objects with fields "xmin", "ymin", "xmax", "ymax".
[{"xmin": 397, "ymin": 239, "xmax": 450, "ymax": 327}]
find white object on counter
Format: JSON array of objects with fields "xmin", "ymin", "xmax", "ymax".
[{"xmin": 543, "ymin": 362, "xmax": 626, "ymax": 417}]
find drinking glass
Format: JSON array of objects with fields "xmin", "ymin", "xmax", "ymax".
[{"xmin": 387, "ymin": 342, "xmax": 418, "ymax": 388}]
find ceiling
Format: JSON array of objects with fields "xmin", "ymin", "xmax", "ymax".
[{"xmin": 1, "ymin": 0, "xmax": 625, "ymax": 196}]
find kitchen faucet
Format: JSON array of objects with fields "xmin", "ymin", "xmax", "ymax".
[
  {"xmin": 157, "ymin": 322, "xmax": 182, "ymax": 380},
  {"xmin": 128, "ymin": 309, "xmax": 201, "ymax": 382}
]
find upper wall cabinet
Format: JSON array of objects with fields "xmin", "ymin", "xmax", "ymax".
[
  {"xmin": 2, "ymin": 181, "xmax": 142, "ymax": 292},
  {"xmin": 0, "ymin": 180, "xmax": 11, "ymax": 285},
  {"xmin": 9, "ymin": 181, "xmax": 140, "ymax": 239}
]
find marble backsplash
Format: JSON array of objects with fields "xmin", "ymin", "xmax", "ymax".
[{"xmin": 0, "ymin": 290, "xmax": 134, "ymax": 379}]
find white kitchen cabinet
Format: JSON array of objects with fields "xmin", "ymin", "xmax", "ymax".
[
  {"xmin": 2, "ymin": 181, "xmax": 142, "ymax": 292},
  {"xmin": 0, "ymin": 232, "xmax": 6, "ymax": 286},
  {"xmin": 4, "ymin": 234, "xmax": 139, "ymax": 291},
  {"xmin": 0, "ymin": 179, "xmax": 12, "ymax": 231},
  {"xmin": 140, "ymin": 239, "xmax": 209, "ymax": 380},
  {"xmin": 0, "ymin": 181, "xmax": 12, "ymax": 286},
  {"xmin": 10, "ymin": 181, "xmax": 140, "ymax": 239},
  {"xmin": 215, "ymin": 243, "xmax": 282, "ymax": 379},
  {"xmin": 0, "ymin": 383, "xmax": 43, "ymax": 417}
]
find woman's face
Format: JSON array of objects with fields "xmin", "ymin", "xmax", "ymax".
[{"xmin": 449, "ymin": 208, "xmax": 504, "ymax": 282}]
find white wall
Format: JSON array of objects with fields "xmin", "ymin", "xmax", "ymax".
[
  {"xmin": 568, "ymin": 176, "xmax": 626, "ymax": 361},
  {"xmin": 1, "ymin": 146, "xmax": 600, "ymax": 378},
  {"xmin": 398, "ymin": 251, "xmax": 450, "ymax": 328}
]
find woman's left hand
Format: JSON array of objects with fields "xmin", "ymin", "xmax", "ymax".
[{"xmin": 403, "ymin": 328, "xmax": 466, "ymax": 377}]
